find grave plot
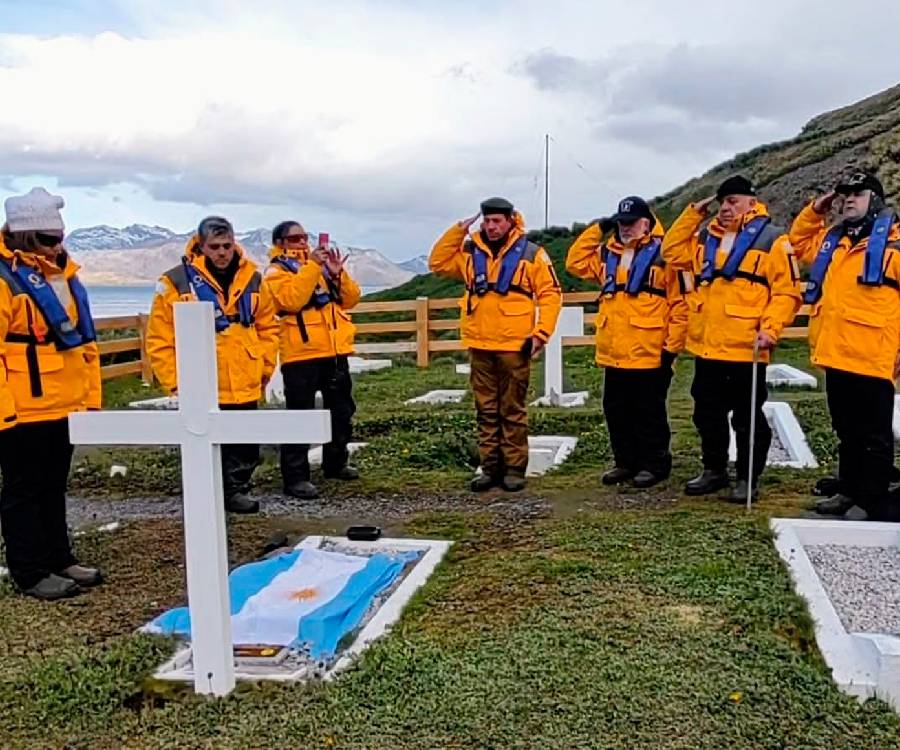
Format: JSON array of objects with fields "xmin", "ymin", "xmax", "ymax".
[
  {"xmin": 348, "ymin": 356, "xmax": 392, "ymax": 374},
  {"xmin": 771, "ymin": 518, "xmax": 900, "ymax": 712},
  {"xmin": 728, "ymin": 402, "xmax": 818, "ymax": 469},
  {"xmin": 526, "ymin": 436, "xmax": 578, "ymax": 476},
  {"xmin": 405, "ymin": 390, "xmax": 467, "ymax": 405},
  {"xmin": 766, "ymin": 364, "xmax": 817, "ymax": 388},
  {"xmin": 146, "ymin": 535, "xmax": 450, "ymax": 685}
]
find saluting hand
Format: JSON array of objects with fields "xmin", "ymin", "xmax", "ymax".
[
  {"xmin": 813, "ymin": 190, "xmax": 838, "ymax": 215},
  {"xmin": 694, "ymin": 195, "xmax": 717, "ymax": 215},
  {"xmin": 458, "ymin": 213, "xmax": 481, "ymax": 231}
]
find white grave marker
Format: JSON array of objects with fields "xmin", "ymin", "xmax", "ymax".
[
  {"xmin": 69, "ymin": 303, "xmax": 332, "ymax": 697},
  {"xmin": 532, "ymin": 306, "xmax": 589, "ymax": 408}
]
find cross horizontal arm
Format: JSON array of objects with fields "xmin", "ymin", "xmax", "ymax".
[
  {"xmin": 208, "ymin": 409, "xmax": 332, "ymax": 445},
  {"xmin": 69, "ymin": 411, "xmax": 183, "ymax": 445}
]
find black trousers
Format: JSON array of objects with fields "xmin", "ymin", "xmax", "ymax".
[
  {"xmin": 280, "ymin": 355, "xmax": 356, "ymax": 484},
  {"xmin": 691, "ymin": 357, "xmax": 771, "ymax": 480},
  {"xmin": 603, "ymin": 365, "xmax": 673, "ymax": 477},
  {"xmin": 219, "ymin": 402, "xmax": 260, "ymax": 499},
  {"xmin": 825, "ymin": 367, "xmax": 896, "ymax": 517},
  {"xmin": 0, "ymin": 418, "xmax": 77, "ymax": 590}
]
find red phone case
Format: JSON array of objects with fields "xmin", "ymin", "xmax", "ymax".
[{"xmin": 318, "ymin": 232, "xmax": 329, "ymax": 248}]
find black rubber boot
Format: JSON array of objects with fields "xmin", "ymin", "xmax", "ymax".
[
  {"xmin": 602, "ymin": 467, "xmax": 635, "ymax": 485},
  {"xmin": 685, "ymin": 470, "xmax": 729, "ymax": 496}
]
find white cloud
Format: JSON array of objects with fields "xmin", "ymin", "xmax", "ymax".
[{"xmin": 1, "ymin": 0, "xmax": 899, "ymax": 257}]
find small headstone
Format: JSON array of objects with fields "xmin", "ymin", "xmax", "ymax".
[
  {"xmin": 308, "ymin": 442, "xmax": 368, "ymax": 468},
  {"xmin": 526, "ymin": 436, "xmax": 578, "ymax": 476},
  {"xmin": 405, "ymin": 390, "xmax": 466, "ymax": 405},
  {"xmin": 109, "ymin": 465, "xmax": 128, "ymax": 478},
  {"xmin": 455, "ymin": 363, "xmax": 471, "ymax": 375}
]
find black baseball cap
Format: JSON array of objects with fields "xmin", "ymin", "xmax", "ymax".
[
  {"xmin": 611, "ymin": 196, "xmax": 654, "ymax": 223},
  {"xmin": 835, "ymin": 171, "xmax": 885, "ymax": 199},
  {"xmin": 480, "ymin": 197, "xmax": 515, "ymax": 217},
  {"xmin": 716, "ymin": 175, "xmax": 756, "ymax": 202}
]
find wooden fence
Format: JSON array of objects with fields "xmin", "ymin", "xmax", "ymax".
[{"xmin": 97, "ymin": 293, "xmax": 813, "ymax": 381}]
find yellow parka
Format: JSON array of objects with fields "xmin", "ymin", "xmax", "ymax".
[
  {"xmin": 264, "ymin": 246, "xmax": 361, "ymax": 364},
  {"xmin": 0, "ymin": 237, "xmax": 101, "ymax": 425},
  {"xmin": 428, "ymin": 212, "xmax": 562, "ymax": 351},
  {"xmin": 790, "ymin": 201, "xmax": 900, "ymax": 381},
  {"xmin": 661, "ymin": 202, "xmax": 801, "ymax": 363},
  {"xmin": 566, "ymin": 219, "xmax": 689, "ymax": 369},
  {"xmin": 147, "ymin": 239, "xmax": 279, "ymax": 405}
]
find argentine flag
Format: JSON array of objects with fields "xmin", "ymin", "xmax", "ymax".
[{"xmin": 145, "ymin": 547, "xmax": 416, "ymax": 659}]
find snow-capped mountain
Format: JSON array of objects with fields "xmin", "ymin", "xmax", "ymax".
[
  {"xmin": 398, "ymin": 255, "xmax": 429, "ymax": 275},
  {"xmin": 65, "ymin": 224, "xmax": 180, "ymax": 252},
  {"xmin": 66, "ymin": 224, "xmax": 420, "ymax": 289}
]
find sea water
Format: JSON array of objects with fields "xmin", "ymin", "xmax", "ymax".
[{"xmin": 86, "ymin": 285, "xmax": 387, "ymax": 318}]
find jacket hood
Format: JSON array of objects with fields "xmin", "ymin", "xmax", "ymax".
[
  {"xmin": 605, "ymin": 214, "xmax": 665, "ymax": 253},
  {"xmin": 268, "ymin": 245, "xmax": 309, "ymax": 261}
]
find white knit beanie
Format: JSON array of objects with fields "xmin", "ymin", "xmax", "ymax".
[{"xmin": 4, "ymin": 187, "xmax": 65, "ymax": 233}]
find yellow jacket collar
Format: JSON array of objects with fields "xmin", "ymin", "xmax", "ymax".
[
  {"xmin": 268, "ymin": 245, "xmax": 310, "ymax": 262},
  {"xmin": 0, "ymin": 236, "xmax": 78, "ymax": 278}
]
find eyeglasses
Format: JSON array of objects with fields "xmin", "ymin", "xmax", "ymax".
[
  {"xmin": 35, "ymin": 232, "xmax": 63, "ymax": 247},
  {"xmin": 283, "ymin": 233, "xmax": 308, "ymax": 243},
  {"xmin": 206, "ymin": 242, "xmax": 233, "ymax": 251}
]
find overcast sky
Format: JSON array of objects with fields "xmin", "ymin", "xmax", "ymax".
[{"xmin": 1, "ymin": 0, "xmax": 899, "ymax": 259}]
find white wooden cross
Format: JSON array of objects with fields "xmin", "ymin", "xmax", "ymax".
[
  {"xmin": 543, "ymin": 306, "xmax": 584, "ymax": 398},
  {"xmin": 69, "ymin": 302, "xmax": 331, "ymax": 697}
]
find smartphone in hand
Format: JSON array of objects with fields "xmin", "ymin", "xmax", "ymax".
[{"xmin": 318, "ymin": 232, "xmax": 330, "ymax": 249}]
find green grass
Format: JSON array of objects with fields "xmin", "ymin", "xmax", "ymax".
[{"xmin": 3, "ymin": 341, "xmax": 900, "ymax": 747}]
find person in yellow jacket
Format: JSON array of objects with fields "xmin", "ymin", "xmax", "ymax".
[
  {"xmin": 790, "ymin": 171, "xmax": 900, "ymax": 522},
  {"xmin": 265, "ymin": 221, "xmax": 362, "ymax": 500},
  {"xmin": 0, "ymin": 188, "xmax": 102, "ymax": 600},
  {"xmin": 662, "ymin": 175, "xmax": 801, "ymax": 502},
  {"xmin": 567, "ymin": 196, "xmax": 689, "ymax": 488},
  {"xmin": 429, "ymin": 197, "xmax": 562, "ymax": 492},
  {"xmin": 147, "ymin": 216, "xmax": 278, "ymax": 514}
]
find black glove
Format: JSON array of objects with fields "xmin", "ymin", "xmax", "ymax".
[
  {"xmin": 660, "ymin": 349, "xmax": 677, "ymax": 369},
  {"xmin": 598, "ymin": 217, "xmax": 616, "ymax": 234}
]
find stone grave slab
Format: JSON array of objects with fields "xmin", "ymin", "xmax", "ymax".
[
  {"xmin": 150, "ymin": 535, "xmax": 451, "ymax": 686},
  {"xmin": 348, "ymin": 356, "xmax": 392, "ymax": 374},
  {"xmin": 892, "ymin": 395, "xmax": 900, "ymax": 441},
  {"xmin": 308, "ymin": 442, "xmax": 368, "ymax": 467},
  {"xmin": 766, "ymin": 364, "xmax": 817, "ymax": 389},
  {"xmin": 455, "ymin": 363, "xmax": 471, "ymax": 375},
  {"xmin": 728, "ymin": 401, "xmax": 818, "ymax": 469},
  {"xmin": 771, "ymin": 518, "xmax": 900, "ymax": 712},
  {"xmin": 405, "ymin": 389, "xmax": 467, "ymax": 405},
  {"xmin": 526, "ymin": 436, "xmax": 578, "ymax": 476}
]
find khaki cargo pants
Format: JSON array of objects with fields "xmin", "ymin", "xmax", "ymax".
[{"xmin": 469, "ymin": 348, "xmax": 531, "ymax": 478}]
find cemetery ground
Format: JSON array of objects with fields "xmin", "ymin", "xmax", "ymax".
[{"xmin": 1, "ymin": 341, "xmax": 900, "ymax": 748}]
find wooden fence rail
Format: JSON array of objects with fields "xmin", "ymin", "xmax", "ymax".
[{"xmin": 94, "ymin": 292, "xmax": 813, "ymax": 380}]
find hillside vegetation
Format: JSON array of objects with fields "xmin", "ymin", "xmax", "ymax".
[{"xmin": 370, "ymin": 83, "xmax": 900, "ymax": 302}]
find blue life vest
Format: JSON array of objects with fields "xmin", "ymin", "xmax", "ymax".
[
  {"xmin": 0, "ymin": 257, "xmax": 96, "ymax": 350},
  {"xmin": 803, "ymin": 210, "xmax": 898, "ymax": 304},
  {"xmin": 469, "ymin": 236, "xmax": 531, "ymax": 297},
  {"xmin": 601, "ymin": 238, "xmax": 664, "ymax": 298},
  {"xmin": 271, "ymin": 256, "xmax": 333, "ymax": 309},
  {"xmin": 699, "ymin": 216, "xmax": 774, "ymax": 286},
  {"xmin": 165, "ymin": 259, "xmax": 260, "ymax": 334}
]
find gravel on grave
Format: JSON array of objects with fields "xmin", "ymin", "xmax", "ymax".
[
  {"xmin": 767, "ymin": 426, "xmax": 790, "ymax": 463},
  {"xmin": 805, "ymin": 544, "xmax": 900, "ymax": 636}
]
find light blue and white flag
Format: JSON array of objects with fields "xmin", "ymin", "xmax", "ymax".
[{"xmin": 144, "ymin": 547, "xmax": 416, "ymax": 659}]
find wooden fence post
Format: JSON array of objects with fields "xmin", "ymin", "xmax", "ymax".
[
  {"xmin": 415, "ymin": 296, "xmax": 430, "ymax": 368},
  {"xmin": 137, "ymin": 312, "xmax": 153, "ymax": 384}
]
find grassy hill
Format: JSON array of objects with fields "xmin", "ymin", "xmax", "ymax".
[{"xmin": 370, "ymin": 83, "xmax": 900, "ymax": 302}]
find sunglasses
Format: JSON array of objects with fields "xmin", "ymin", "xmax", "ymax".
[
  {"xmin": 206, "ymin": 242, "xmax": 233, "ymax": 251},
  {"xmin": 283, "ymin": 233, "xmax": 308, "ymax": 243},
  {"xmin": 35, "ymin": 232, "xmax": 63, "ymax": 247}
]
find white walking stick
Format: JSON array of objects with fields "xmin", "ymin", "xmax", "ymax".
[{"xmin": 746, "ymin": 339, "xmax": 760, "ymax": 512}]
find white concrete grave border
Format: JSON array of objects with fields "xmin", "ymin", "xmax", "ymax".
[
  {"xmin": 766, "ymin": 364, "xmax": 817, "ymax": 389},
  {"xmin": 771, "ymin": 518, "xmax": 900, "ymax": 711},
  {"xmin": 892, "ymin": 395, "xmax": 900, "ymax": 441},
  {"xmin": 728, "ymin": 401, "xmax": 818, "ymax": 469},
  {"xmin": 405, "ymin": 390, "xmax": 467, "ymax": 405},
  {"xmin": 152, "ymin": 535, "xmax": 451, "ymax": 685}
]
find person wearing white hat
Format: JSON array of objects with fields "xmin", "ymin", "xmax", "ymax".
[{"xmin": 0, "ymin": 187, "xmax": 102, "ymax": 600}]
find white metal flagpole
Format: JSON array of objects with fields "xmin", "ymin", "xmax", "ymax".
[{"xmin": 747, "ymin": 340, "xmax": 760, "ymax": 512}]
